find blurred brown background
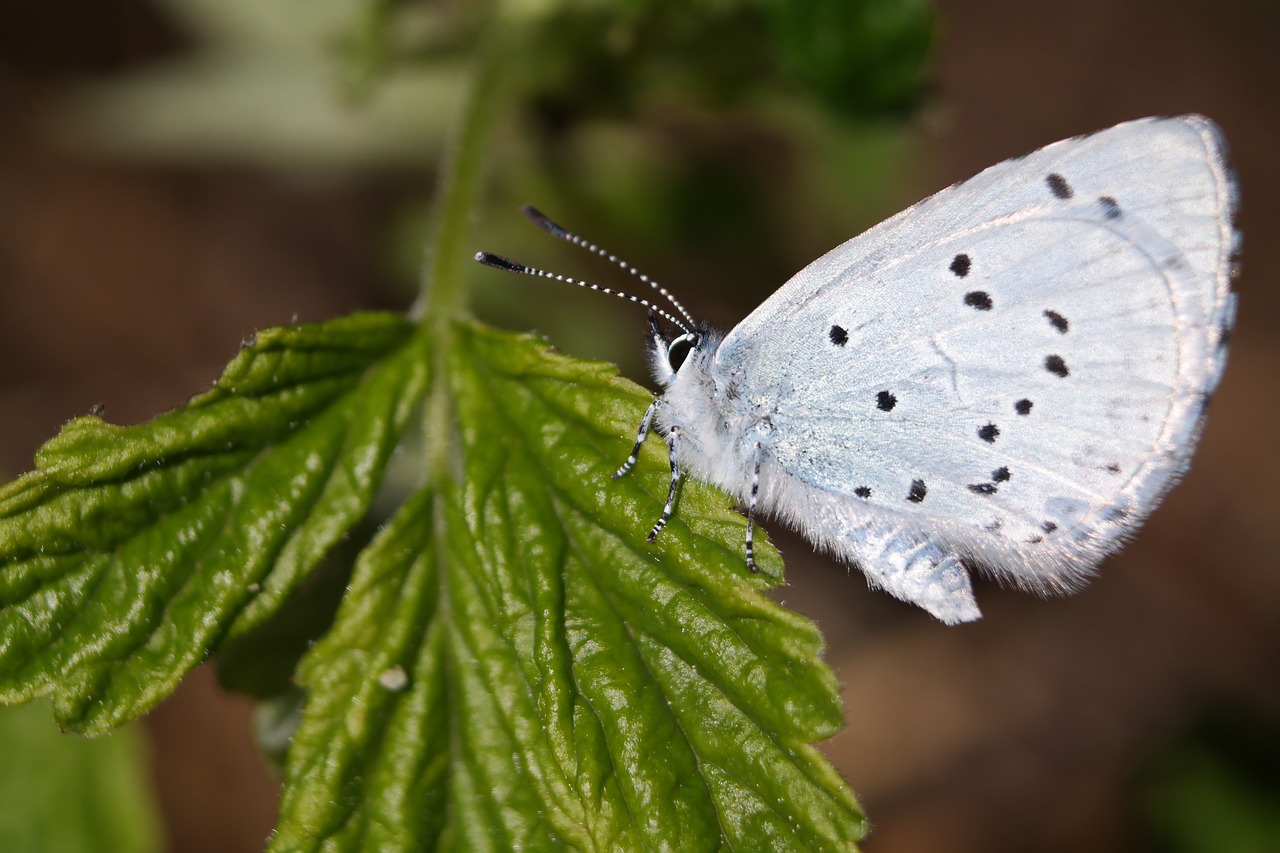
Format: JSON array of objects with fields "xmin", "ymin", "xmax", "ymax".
[{"xmin": 1, "ymin": 1, "xmax": 1277, "ymax": 851}]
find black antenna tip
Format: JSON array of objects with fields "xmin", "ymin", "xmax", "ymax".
[
  {"xmin": 520, "ymin": 205, "xmax": 568, "ymax": 237},
  {"xmin": 474, "ymin": 252, "xmax": 526, "ymax": 273}
]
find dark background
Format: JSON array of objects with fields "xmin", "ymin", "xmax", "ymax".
[{"xmin": 1, "ymin": 1, "xmax": 1277, "ymax": 851}]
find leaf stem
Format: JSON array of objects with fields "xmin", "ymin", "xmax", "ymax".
[
  {"xmin": 415, "ymin": 17, "xmax": 521, "ymax": 485},
  {"xmin": 413, "ymin": 23, "xmax": 515, "ymax": 331}
]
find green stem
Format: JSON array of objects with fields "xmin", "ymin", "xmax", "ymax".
[
  {"xmin": 415, "ymin": 18, "xmax": 521, "ymax": 486},
  {"xmin": 413, "ymin": 25, "xmax": 516, "ymax": 330}
]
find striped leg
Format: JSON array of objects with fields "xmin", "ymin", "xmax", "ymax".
[
  {"xmin": 614, "ymin": 400, "xmax": 658, "ymax": 480},
  {"xmin": 745, "ymin": 443, "xmax": 762, "ymax": 572},
  {"xmin": 647, "ymin": 425, "xmax": 681, "ymax": 542}
]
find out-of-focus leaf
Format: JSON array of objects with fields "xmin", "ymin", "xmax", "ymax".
[
  {"xmin": 764, "ymin": 0, "xmax": 934, "ymax": 118},
  {"xmin": 62, "ymin": 0, "xmax": 469, "ymax": 171},
  {"xmin": 1139, "ymin": 708, "xmax": 1280, "ymax": 853},
  {"xmin": 0, "ymin": 702, "xmax": 162, "ymax": 853},
  {"xmin": 66, "ymin": 54, "xmax": 465, "ymax": 172}
]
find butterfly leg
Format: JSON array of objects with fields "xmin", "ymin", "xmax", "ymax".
[
  {"xmin": 745, "ymin": 442, "xmax": 762, "ymax": 572},
  {"xmin": 614, "ymin": 399, "xmax": 658, "ymax": 480},
  {"xmin": 647, "ymin": 425, "xmax": 682, "ymax": 542}
]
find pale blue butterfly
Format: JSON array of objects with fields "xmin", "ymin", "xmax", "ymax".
[{"xmin": 478, "ymin": 115, "xmax": 1238, "ymax": 624}]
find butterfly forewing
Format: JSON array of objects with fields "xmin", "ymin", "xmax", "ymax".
[{"xmin": 713, "ymin": 115, "xmax": 1236, "ymax": 590}]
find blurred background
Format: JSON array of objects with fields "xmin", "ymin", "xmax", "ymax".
[{"xmin": 1, "ymin": 1, "xmax": 1277, "ymax": 851}]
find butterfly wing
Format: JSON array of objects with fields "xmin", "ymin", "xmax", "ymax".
[{"xmin": 713, "ymin": 115, "xmax": 1237, "ymax": 621}]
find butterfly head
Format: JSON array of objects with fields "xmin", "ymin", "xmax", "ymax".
[{"xmin": 647, "ymin": 311, "xmax": 708, "ymax": 387}]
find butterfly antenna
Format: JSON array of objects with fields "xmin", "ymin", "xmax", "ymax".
[
  {"xmin": 519, "ymin": 205, "xmax": 698, "ymax": 330},
  {"xmin": 474, "ymin": 252, "xmax": 693, "ymax": 334}
]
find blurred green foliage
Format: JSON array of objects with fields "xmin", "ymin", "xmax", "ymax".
[
  {"xmin": 1138, "ymin": 707, "xmax": 1280, "ymax": 853},
  {"xmin": 0, "ymin": 703, "xmax": 161, "ymax": 853},
  {"xmin": 68, "ymin": 0, "xmax": 935, "ymax": 371}
]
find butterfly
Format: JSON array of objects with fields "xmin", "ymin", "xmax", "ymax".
[{"xmin": 477, "ymin": 115, "xmax": 1238, "ymax": 623}]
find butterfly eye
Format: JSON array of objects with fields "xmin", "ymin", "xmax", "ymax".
[{"xmin": 667, "ymin": 334, "xmax": 696, "ymax": 372}]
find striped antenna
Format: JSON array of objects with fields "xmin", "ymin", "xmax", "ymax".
[
  {"xmin": 474, "ymin": 252, "xmax": 693, "ymax": 334},
  {"xmin": 519, "ymin": 205, "xmax": 697, "ymax": 330}
]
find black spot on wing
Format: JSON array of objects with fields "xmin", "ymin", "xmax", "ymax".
[
  {"xmin": 1044, "ymin": 355, "xmax": 1070, "ymax": 378},
  {"xmin": 876, "ymin": 391, "xmax": 897, "ymax": 412},
  {"xmin": 1099, "ymin": 196, "xmax": 1122, "ymax": 220},
  {"xmin": 829, "ymin": 325, "xmax": 848, "ymax": 346},
  {"xmin": 968, "ymin": 465, "xmax": 1010, "ymax": 497},
  {"xmin": 1044, "ymin": 310, "xmax": 1069, "ymax": 333},
  {"xmin": 964, "ymin": 291, "xmax": 993, "ymax": 311},
  {"xmin": 950, "ymin": 254, "xmax": 971, "ymax": 277},
  {"xmin": 1015, "ymin": 398, "xmax": 1033, "ymax": 415},
  {"xmin": 977, "ymin": 423, "xmax": 1000, "ymax": 443},
  {"xmin": 1046, "ymin": 173, "xmax": 1073, "ymax": 199},
  {"xmin": 907, "ymin": 479, "xmax": 927, "ymax": 503},
  {"xmin": 1041, "ymin": 521, "xmax": 1058, "ymax": 534},
  {"xmin": 855, "ymin": 486, "xmax": 871, "ymax": 499}
]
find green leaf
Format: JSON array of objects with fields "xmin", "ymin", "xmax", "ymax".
[
  {"xmin": 0, "ymin": 312, "xmax": 429, "ymax": 733},
  {"xmin": 213, "ymin": 525, "xmax": 368, "ymax": 701},
  {"xmin": 0, "ymin": 702, "xmax": 161, "ymax": 853},
  {"xmin": 271, "ymin": 322, "xmax": 866, "ymax": 852}
]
